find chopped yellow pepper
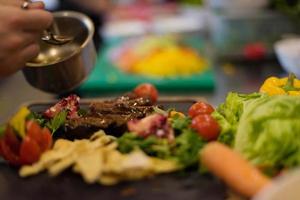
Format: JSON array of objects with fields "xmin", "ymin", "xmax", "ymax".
[
  {"xmin": 169, "ymin": 111, "xmax": 185, "ymax": 118},
  {"xmin": 260, "ymin": 74, "xmax": 300, "ymax": 96},
  {"xmin": 9, "ymin": 106, "xmax": 30, "ymax": 138}
]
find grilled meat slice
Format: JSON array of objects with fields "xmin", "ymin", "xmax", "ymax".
[
  {"xmin": 90, "ymin": 104, "xmax": 154, "ymax": 116},
  {"xmin": 64, "ymin": 115, "xmax": 124, "ymax": 139},
  {"xmin": 63, "ymin": 96, "xmax": 155, "ymax": 139}
]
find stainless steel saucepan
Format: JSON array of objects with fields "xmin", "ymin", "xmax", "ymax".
[{"xmin": 22, "ymin": 11, "xmax": 97, "ymax": 94}]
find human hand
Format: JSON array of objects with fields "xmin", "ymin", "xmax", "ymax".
[
  {"xmin": 0, "ymin": 0, "xmax": 53, "ymax": 77},
  {"xmin": 0, "ymin": 0, "xmax": 45, "ymax": 9}
]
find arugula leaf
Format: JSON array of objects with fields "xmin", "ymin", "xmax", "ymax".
[
  {"xmin": 117, "ymin": 133, "xmax": 171, "ymax": 159},
  {"xmin": 143, "ymin": 137, "xmax": 171, "ymax": 158},
  {"xmin": 46, "ymin": 111, "xmax": 67, "ymax": 134},
  {"xmin": 173, "ymin": 128, "xmax": 205, "ymax": 167},
  {"xmin": 117, "ymin": 133, "xmax": 140, "ymax": 153},
  {"xmin": 117, "ymin": 129, "xmax": 206, "ymax": 168}
]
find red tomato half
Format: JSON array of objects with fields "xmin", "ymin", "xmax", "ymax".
[
  {"xmin": 191, "ymin": 114, "xmax": 220, "ymax": 141},
  {"xmin": 0, "ymin": 122, "xmax": 53, "ymax": 166},
  {"xmin": 19, "ymin": 136, "xmax": 41, "ymax": 165},
  {"xmin": 0, "ymin": 140, "xmax": 3, "ymax": 156},
  {"xmin": 40, "ymin": 128, "xmax": 53, "ymax": 152},
  {"xmin": 0, "ymin": 138, "xmax": 20, "ymax": 166},
  {"xmin": 133, "ymin": 83, "xmax": 158, "ymax": 103},
  {"xmin": 188, "ymin": 101, "xmax": 215, "ymax": 118},
  {"xmin": 4, "ymin": 126, "xmax": 21, "ymax": 155},
  {"xmin": 26, "ymin": 120, "xmax": 43, "ymax": 145},
  {"xmin": 26, "ymin": 120, "xmax": 53, "ymax": 153},
  {"xmin": 0, "ymin": 126, "xmax": 21, "ymax": 165}
]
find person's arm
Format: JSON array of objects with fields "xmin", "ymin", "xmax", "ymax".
[{"xmin": 0, "ymin": 0, "xmax": 53, "ymax": 77}]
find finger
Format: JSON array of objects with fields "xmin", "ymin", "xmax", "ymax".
[
  {"xmin": 28, "ymin": 2, "xmax": 45, "ymax": 9},
  {"xmin": 0, "ymin": 0, "xmax": 23, "ymax": 7},
  {"xmin": 24, "ymin": 10, "xmax": 53, "ymax": 30},
  {"xmin": 20, "ymin": 42, "xmax": 40, "ymax": 62},
  {"xmin": 0, "ymin": 0, "xmax": 44, "ymax": 8},
  {"xmin": 19, "ymin": 31, "xmax": 41, "ymax": 49},
  {"xmin": 13, "ymin": 0, "xmax": 45, "ymax": 9},
  {"xmin": 0, "ymin": 62, "xmax": 21, "ymax": 78},
  {"xmin": 1, "ymin": 31, "xmax": 41, "ymax": 52},
  {"xmin": 0, "ymin": 42, "xmax": 39, "ymax": 77},
  {"xmin": 10, "ymin": 9, "xmax": 53, "ymax": 31}
]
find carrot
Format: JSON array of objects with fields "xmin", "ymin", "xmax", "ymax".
[{"xmin": 200, "ymin": 142, "xmax": 271, "ymax": 197}]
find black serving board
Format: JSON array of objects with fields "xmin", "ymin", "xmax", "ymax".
[{"xmin": 0, "ymin": 98, "xmax": 227, "ymax": 200}]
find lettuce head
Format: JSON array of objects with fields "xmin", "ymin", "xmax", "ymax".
[
  {"xmin": 234, "ymin": 95, "xmax": 300, "ymax": 171},
  {"xmin": 214, "ymin": 92, "xmax": 300, "ymax": 173}
]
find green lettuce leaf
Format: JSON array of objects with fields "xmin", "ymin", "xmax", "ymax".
[
  {"xmin": 213, "ymin": 92, "xmax": 262, "ymax": 146},
  {"xmin": 234, "ymin": 95, "xmax": 300, "ymax": 171}
]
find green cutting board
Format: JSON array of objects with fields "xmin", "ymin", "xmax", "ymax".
[{"xmin": 79, "ymin": 37, "xmax": 215, "ymax": 94}]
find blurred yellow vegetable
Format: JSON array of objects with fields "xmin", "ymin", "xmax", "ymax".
[
  {"xmin": 112, "ymin": 36, "xmax": 208, "ymax": 78},
  {"xmin": 131, "ymin": 47, "xmax": 207, "ymax": 77}
]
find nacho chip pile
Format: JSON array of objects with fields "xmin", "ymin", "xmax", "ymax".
[{"xmin": 20, "ymin": 130, "xmax": 179, "ymax": 185}]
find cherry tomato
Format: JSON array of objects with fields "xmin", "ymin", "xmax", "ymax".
[
  {"xmin": 133, "ymin": 83, "xmax": 158, "ymax": 103},
  {"xmin": 191, "ymin": 114, "xmax": 220, "ymax": 141},
  {"xmin": 19, "ymin": 136, "xmax": 41, "ymax": 165},
  {"xmin": 188, "ymin": 101, "xmax": 215, "ymax": 118},
  {"xmin": 243, "ymin": 43, "xmax": 266, "ymax": 61}
]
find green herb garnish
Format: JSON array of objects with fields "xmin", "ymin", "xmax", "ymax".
[
  {"xmin": 117, "ymin": 128, "xmax": 205, "ymax": 168},
  {"xmin": 171, "ymin": 114, "xmax": 191, "ymax": 131},
  {"xmin": 173, "ymin": 128, "xmax": 205, "ymax": 167},
  {"xmin": 46, "ymin": 111, "xmax": 68, "ymax": 134},
  {"xmin": 117, "ymin": 133, "xmax": 172, "ymax": 158},
  {"xmin": 26, "ymin": 112, "xmax": 47, "ymax": 126}
]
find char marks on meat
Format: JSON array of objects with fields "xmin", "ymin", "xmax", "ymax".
[{"xmin": 64, "ymin": 94, "xmax": 155, "ymax": 139}]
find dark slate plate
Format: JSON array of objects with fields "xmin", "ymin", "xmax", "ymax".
[{"xmin": 0, "ymin": 98, "xmax": 227, "ymax": 200}]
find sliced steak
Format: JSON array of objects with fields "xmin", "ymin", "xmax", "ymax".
[{"xmin": 63, "ymin": 96, "xmax": 155, "ymax": 139}]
